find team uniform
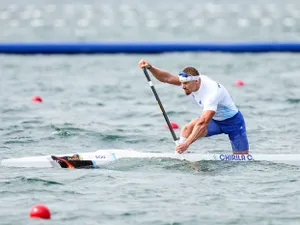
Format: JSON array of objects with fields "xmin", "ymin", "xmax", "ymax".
[{"xmin": 189, "ymin": 75, "xmax": 249, "ymax": 152}]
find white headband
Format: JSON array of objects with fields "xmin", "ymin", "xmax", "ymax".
[{"xmin": 178, "ymin": 75, "xmax": 200, "ymax": 82}]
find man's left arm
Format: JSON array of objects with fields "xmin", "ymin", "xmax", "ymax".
[{"xmin": 185, "ymin": 110, "xmax": 216, "ymax": 146}]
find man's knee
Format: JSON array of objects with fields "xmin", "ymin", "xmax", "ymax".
[{"xmin": 181, "ymin": 123, "xmax": 193, "ymax": 134}]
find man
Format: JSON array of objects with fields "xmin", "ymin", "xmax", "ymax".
[{"xmin": 138, "ymin": 59, "xmax": 249, "ymax": 155}]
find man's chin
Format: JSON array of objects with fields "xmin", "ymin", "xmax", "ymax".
[{"xmin": 184, "ymin": 90, "xmax": 191, "ymax": 95}]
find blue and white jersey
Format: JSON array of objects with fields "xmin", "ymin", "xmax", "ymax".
[{"xmin": 190, "ymin": 75, "xmax": 238, "ymax": 121}]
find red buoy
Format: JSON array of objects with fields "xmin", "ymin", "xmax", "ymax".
[
  {"xmin": 165, "ymin": 122, "xmax": 179, "ymax": 129},
  {"xmin": 31, "ymin": 96, "xmax": 43, "ymax": 102},
  {"xmin": 29, "ymin": 204, "xmax": 51, "ymax": 219},
  {"xmin": 234, "ymin": 80, "xmax": 245, "ymax": 86}
]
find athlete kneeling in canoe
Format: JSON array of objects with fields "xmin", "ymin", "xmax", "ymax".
[{"xmin": 138, "ymin": 59, "xmax": 249, "ymax": 155}]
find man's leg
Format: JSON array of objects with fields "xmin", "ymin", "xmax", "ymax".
[
  {"xmin": 179, "ymin": 118, "xmax": 223, "ymax": 143},
  {"xmin": 229, "ymin": 132, "xmax": 249, "ymax": 154},
  {"xmin": 178, "ymin": 118, "xmax": 198, "ymax": 143},
  {"xmin": 224, "ymin": 112, "xmax": 249, "ymax": 154}
]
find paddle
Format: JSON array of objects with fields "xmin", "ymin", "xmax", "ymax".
[{"xmin": 142, "ymin": 68, "xmax": 179, "ymax": 144}]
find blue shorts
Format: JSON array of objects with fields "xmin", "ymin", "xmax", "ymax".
[{"xmin": 205, "ymin": 111, "xmax": 249, "ymax": 152}]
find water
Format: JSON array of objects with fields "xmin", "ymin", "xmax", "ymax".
[{"xmin": 1, "ymin": 1, "xmax": 300, "ymax": 225}]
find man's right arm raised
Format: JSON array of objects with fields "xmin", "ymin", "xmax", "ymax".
[{"xmin": 138, "ymin": 59, "xmax": 181, "ymax": 86}]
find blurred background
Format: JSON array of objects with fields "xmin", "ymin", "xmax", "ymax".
[{"xmin": 1, "ymin": 0, "xmax": 300, "ymax": 42}]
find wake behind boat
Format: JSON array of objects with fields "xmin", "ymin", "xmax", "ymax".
[{"xmin": 1, "ymin": 149, "xmax": 300, "ymax": 168}]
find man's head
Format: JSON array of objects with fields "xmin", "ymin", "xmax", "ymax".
[{"xmin": 178, "ymin": 66, "xmax": 201, "ymax": 95}]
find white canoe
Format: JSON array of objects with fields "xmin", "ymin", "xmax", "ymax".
[{"xmin": 1, "ymin": 149, "xmax": 300, "ymax": 168}]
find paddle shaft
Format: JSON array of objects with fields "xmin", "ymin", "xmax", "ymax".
[{"xmin": 142, "ymin": 68, "xmax": 178, "ymax": 142}]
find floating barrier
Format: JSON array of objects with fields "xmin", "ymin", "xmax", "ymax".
[{"xmin": 0, "ymin": 41, "xmax": 300, "ymax": 54}]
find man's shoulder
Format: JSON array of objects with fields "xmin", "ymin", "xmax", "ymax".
[
  {"xmin": 201, "ymin": 74, "xmax": 226, "ymax": 89},
  {"xmin": 201, "ymin": 74, "xmax": 218, "ymax": 83},
  {"xmin": 201, "ymin": 75, "xmax": 220, "ymax": 89}
]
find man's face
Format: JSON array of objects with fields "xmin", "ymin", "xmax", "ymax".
[{"xmin": 181, "ymin": 81, "xmax": 197, "ymax": 95}]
